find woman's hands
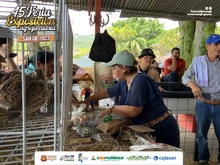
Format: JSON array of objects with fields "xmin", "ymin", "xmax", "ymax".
[
  {"xmin": 81, "ymin": 97, "xmax": 90, "ymax": 106},
  {"xmin": 98, "ymin": 105, "xmax": 114, "ymax": 118},
  {"xmin": 72, "ymin": 100, "xmax": 81, "ymax": 107}
]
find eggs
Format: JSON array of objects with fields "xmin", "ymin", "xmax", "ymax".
[
  {"xmin": 79, "ymin": 116, "xmax": 86, "ymax": 124},
  {"xmin": 84, "ymin": 114, "xmax": 89, "ymax": 121},
  {"xmin": 72, "ymin": 113, "xmax": 95, "ymax": 126},
  {"xmin": 90, "ymin": 112, "xmax": 95, "ymax": 119},
  {"xmin": 73, "ymin": 118, "xmax": 80, "ymax": 125}
]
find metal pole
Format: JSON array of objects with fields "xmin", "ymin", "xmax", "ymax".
[
  {"xmin": 60, "ymin": 0, "xmax": 66, "ymax": 151},
  {"xmin": 63, "ymin": 3, "xmax": 69, "ymax": 150},
  {"xmin": 65, "ymin": 8, "xmax": 69, "ymax": 131},
  {"xmin": 66, "ymin": 8, "xmax": 73, "ymax": 133},
  {"xmin": 19, "ymin": 0, "xmax": 27, "ymax": 164},
  {"xmin": 0, "ymin": 131, "xmax": 55, "ymax": 135},
  {"xmin": 53, "ymin": 0, "xmax": 61, "ymax": 151},
  {"xmin": 55, "ymin": 0, "xmax": 62, "ymax": 151},
  {"xmin": 67, "ymin": 11, "xmax": 73, "ymax": 123}
]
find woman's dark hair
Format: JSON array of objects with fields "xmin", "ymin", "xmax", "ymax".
[
  {"xmin": 115, "ymin": 60, "xmax": 138, "ymax": 75},
  {"xmin": 27, "ymin": 50, "xmax": 54, "ymax": 67},
  {"xmin": 0, "ymin": 26, "xmax": 14, "ymax": 46},
  {"xmin": 0, "ymin": 38, "xmax": 8, "ymax": 46},
  {"xmin": 125, "ymin": 66, "xmax": 138, "ymax": 75}
]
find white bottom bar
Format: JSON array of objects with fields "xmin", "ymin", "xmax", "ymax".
[{"xmin": 35, "ymin": 151, "xmax": 183, "ymax": 165}]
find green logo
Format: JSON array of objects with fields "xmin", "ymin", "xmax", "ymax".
[
  {"xmin": 97, "ymin": 156, "xmax": 124, "ymax": 161},
  {"xmin": 126, "ymin": 156, "xmax": 151, "ymax": 161}
]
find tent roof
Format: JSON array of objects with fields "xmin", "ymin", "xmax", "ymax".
[
  {"xmin": 38, "ymin": 0, "xmax": 220, "ymax": 22},
  {"xmin": 0, "ymin": 0, "xmax": 219, "ymax": 25}
]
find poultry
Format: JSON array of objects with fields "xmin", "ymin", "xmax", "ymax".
[
  {"xmin": 44, "ymin": 80, "xmax": 55, "ymax": 113},
  {"xmin": 0, "ymin": 107, "xmax": 8, "ymax": 128},
  {"xmin": 0, "ymin": 69, "xmax": 48, "ymax": 118}
]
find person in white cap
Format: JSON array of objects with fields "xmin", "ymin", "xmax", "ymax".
[
  {"xmin": 182, "ymin": 34, "xmax": 220, "ymax": 165},
  {"xmin": 85, "ymin": 50, "xmax": 180, "ymax": 148}
]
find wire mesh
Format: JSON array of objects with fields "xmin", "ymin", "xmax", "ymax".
[
  {"xmin": 0, "ymin": 0, "xmax": 73, "ymax": 164},
  {"xmin": 0, "ymin": 113, "xmax": 56, "ymax": 165},
  {"xmin": 0, "ymin": 1, "xmax": 218, "ymax": 165}
]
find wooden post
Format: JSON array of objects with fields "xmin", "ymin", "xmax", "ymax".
[
  {"xmin": 93, "ymin": 0, "xmax": 102, "ymax": 106},
  {"xmin": 95, "ymin": 0, "xmax": 101, "ymax": 34}
]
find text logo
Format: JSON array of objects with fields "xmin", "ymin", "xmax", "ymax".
[
  {"xmin": 78, "ymin": 153, "xmax": 89, "ymax": 163},
  {"xmin": 78, "ymin": 153, "xmax": 83, "ymax": 163},
  {"xmin": 96, "ymin": 156, "xmax": 124, "ymax": 161},
  {"xmin": 91, "ymin": 156, "xmax": 96, "ymax": 160},
  {"xmin": 6, "ymin": 6, "xmax": 56, "ymax": 32},
  {"xmin": 126, "ymin": 156, "xmax": 151, "ymax": 161},
  {"xmin": 41, "ymin": 155, "xmax": 57, "ymax": 161},
  {"xmin": 187, "ymin": 7, "xmax": 212, "ymax": 16},
  {"xmin": 60, "ymin": 155, "xmax": 74, "ymax": 161},
  {"xmin": 40, "ymin": 155, "xmax": 47, "ymax": 162},
  {"xmin": 153, "ymin": 156, "xmax": 177, "ymax": 161}
]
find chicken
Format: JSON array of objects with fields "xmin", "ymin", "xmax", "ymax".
[
  {"xmin": 0, "ymin": 69, "xmax": 48, "ymax": 117},
  {"xmin": 45, "ymin": 81, "xmax": 55, "ymax": 113},
  {"xmin": 0, "ymin": 108, "xmax": 8, "ymax": 127}
]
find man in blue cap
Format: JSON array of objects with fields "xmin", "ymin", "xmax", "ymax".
[{"xmin": 182, "ymin": 34, "xmax": 220, "ymax": 165}]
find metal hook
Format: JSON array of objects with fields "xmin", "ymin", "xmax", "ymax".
[
  {"xmin": 89, "ymin": 13, "xmax": 110, "ymax": 27},
  {"xmin": 100, "ymin": 13, "xmax": 110, "ymax": 27},
  {"xmin": 89, "ymin": 14, "xmax": 95, "ymax": 26}
]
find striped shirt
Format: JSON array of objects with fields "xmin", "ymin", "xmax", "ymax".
[{"xmin": 182, "ymin": 55, "xmax": 220, "ymax": 100}]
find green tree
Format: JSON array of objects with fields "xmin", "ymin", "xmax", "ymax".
[
  {"xmin": 124, "ymin": 37, "xmax": 146, "ymax": 56},
  {"xmin": 108, "ymin": 25, "xmax": 137, "ymax": 46},
  {"xmin": 73, "ymin": 48, "xmax": 90, "ymax": 60},
  {"xmin": 215, "ymin": 26, "xmax": 220, "ymax": 33},
  {"xmin": 155, "ymin": 27, "xmax": 180, "ymax": 59},
  {"xmin": 108, "ymin": 18, "xmax": 165, "ymax": 57},
  {"xmin": 179, "ymin": 21, "xmax": 216, "ymax": 67},
  {"xmin": 179, "ymin": 21, "xmax": 196, "ymax": 66}
]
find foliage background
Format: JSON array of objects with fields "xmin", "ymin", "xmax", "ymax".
[{"xmin": 72, "ymin": 18, "xmax": 220, "ymax": 64}]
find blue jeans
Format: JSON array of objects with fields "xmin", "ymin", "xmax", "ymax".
[
  {"xmin": 164, "ymin": 72, "xmax": 191, "ymax": 91},
  {"xmin": 195, "ymin": 100, "xmax": 220, "ymax": 162},
  {"xmin": 164, "ymin": 71, "xmax": 178, "ymax": 82},
  {"xmin": 164, "ymin": 72, "xmax": 178, "ymax": 91}
]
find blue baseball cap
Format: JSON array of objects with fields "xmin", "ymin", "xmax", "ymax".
[{"xmin": 206, "ymin": 34, "xmax": 220, "ymax": 44}]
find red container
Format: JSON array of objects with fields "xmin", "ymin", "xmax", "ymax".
[{"xmin": 177, "ymin": 114, "xmax": 197, "ymax": 133}]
